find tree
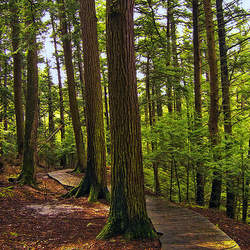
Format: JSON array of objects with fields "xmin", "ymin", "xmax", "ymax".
[
  {"xmin": 45, "ymin": 60, "xmax": 55, "ymax": 142},
  {"xmin": 216, "ymin": 0, "xmax": 235, "ymax": 218},
  {"xmin": 192, "ymin": 0, "xmax": 204, "ymax": 206},
  {"xmin": 57, "ymin": 0, "xmax": 86, "ymax": 172},
  {"xmin": 50, "ymin": 6, "xmax": 66, "ymax": 166},
  {"xmin": 16, "ymin": 0, "xmax": 39, "ymax": 185},
  {"xmin": 145, "ymin": 54, "xmax": 161, "ymax": 195},
  {"xmin": 9, "ymin": 0, "xmax": 24, "ymax": 159},
  {"xmin": 203, "ymin": 0, "xmax": 221, "ymax": 209},
  {"xmin": 97, "ymin": 0, "xmax": 157, "ymax": 240},
  {"xmin": 65, "ymin": 0, "xmax": 109, "ymax": 202}
]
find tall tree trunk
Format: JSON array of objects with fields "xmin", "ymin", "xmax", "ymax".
[
  {"xmin": 65, "ymin": 0, "xmax": 109, "ymax": 202},
  {"xmin": 50, "ymin": 11, "xmax": 66, "ymax": 167},
  {"xmin": 57, "ymin": 0, "xmax": 86, "ymax": 172},
  {"xmin": 166, "ymin": 0, "xmax": 172, "ymax": 114},
  {"xmin": 169, "ymin": 3, "xmax": 181, "ymax": 113},
  {"xmin": 97, "ymin": 0, "xmax": 157, "ymax": 240},
  {"xmin": 3, "ymin": 56, "xmax": 8, "ymax": 131},
  {"xmin": 242, "ymin": 138, "xmax": 249, "ymax": 222},
  {"xmin": 10, "ymin": 0, "xmax": 24, "ymax": 159},
  {"xmin": 203, "ymin": 0, "xmax": 221, "ymax": 209},
  {"xmin": 216, "ymin": 0, "xmax": 235, "ymax": 218},
  {"xmin": 46, "ymin": 60, "xmax": 55, "ymax": 142},
  {"xmin": 100, "ymin": 63, "xmax": 110, "ymax": 154},
  {"xmin": 146, "ymin": 55, "xmax": 161, "ymax": 195},
  {"xmin": 17, "ymin": 0, "xmax": 39, "ymax": 185},
  {"xmin": 193, "ymin": 0, "xmax": 204, "ymax": 206}
]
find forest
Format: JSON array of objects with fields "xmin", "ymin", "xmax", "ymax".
[{"xmin": 0, "ymin": 0, "xmax": 249, "ymax": 247}]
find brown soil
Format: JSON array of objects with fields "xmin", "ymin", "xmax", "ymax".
[{"xmin": 0, "ymin": 163, "xmax": 160, "ymax": 249}]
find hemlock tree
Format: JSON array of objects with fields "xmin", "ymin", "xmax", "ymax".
[
  {"xmin": 9, "ymin": 0, "xmax": 24, "ymax": 159},
  {"xmin": 216, "ymin": 0, "xmax": 235, "ymax": 218},
  {"xmin": 192, "ymin": 0, "xmax": 204, "ymax": 206},
  {"xmin": 16, "ymin": 0, "xmax": 39, "ymax": 185},
  {"xmin": 97, "ymin": 0, "xmax": 157, "ymax": 240},
  {"xmin": 57, "ymin": 0, "xmax": 86, "ymax": 172},
  {"xmin": 49, "ymin": 6, "xmax": 66, "ymax": 167},
  {"xmin": 64, "ymin": 0, "xmax": 109, "ymax": 202},
  {"xmin": 203, "ymin": 0, "xmax": 221, "ymax": 209}
]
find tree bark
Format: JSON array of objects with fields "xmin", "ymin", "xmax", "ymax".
[
  {"xmin": 242, "ymin": 138, "xmax": 249, "ymax": 222},
  {"xmin": 57, "ymin": 0, "xmax": 86, "ymax": 172},
  {"xmin": 17, "ymin": 0, "xmax": 39, "ymax": 185},
  {"xmin": 10, "ymin": 0, "xmax": 24, "ymax": 159},
  {"xmin": 216, "ymin": 0, "xmax": 235, "ymax": 218},
  {"xmin": 50, "ymin": 11, "xmax": 66, "ymax": 167},
  {"xmin": 65, "ymin": 0, "xmax": 109, "ymax": 202},
  {"xmin": 97, "ymin": 0, "xmax": 157, "ymax": 240},
  {"xmin": 193, "ymin": 0, "xmax": 204, "ymax": 206},
  {"xmin": 166, "ymin": 0, "xmax": 173, "ymax": 114},
  {"xmin": 169, "ymin": 2, "xmax": 181, "ymax": 113},
  {"xmin": 46, "ymin": 60, "xmax": 55, "ymax": 142},
  {"xmin": 146, "ymin": 55, "xmax": 161, "ymax": 195},
  {"xmin": 3, "ymin": 55, "xmax": 8, "ymax": 131},
  {"xmin": 203, "ymin": 0, "xmax": 221, "ymax": 209}
]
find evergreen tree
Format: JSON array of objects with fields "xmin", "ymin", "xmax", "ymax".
[{"xmin": 97, "ymin": 0, "xmax": 157, "ymax": 240}]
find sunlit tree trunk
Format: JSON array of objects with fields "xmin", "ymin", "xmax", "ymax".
[
  {"xmin": 97, "ymin": 0, "xmax": 157, "ymax": 240},
  {"xmin": 203, "ymin": 0, "xmax": 221, "ymax": 209}
]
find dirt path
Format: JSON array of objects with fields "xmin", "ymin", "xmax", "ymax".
[{"xmin": 48, "ymin": 169, "xmax": 241, "ymax": 250}]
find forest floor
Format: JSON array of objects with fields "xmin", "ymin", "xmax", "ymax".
[{"xmin": 0, "ymin": 161, "xmax": 249, "ymax": 249}]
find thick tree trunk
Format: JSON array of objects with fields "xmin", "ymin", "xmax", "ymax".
[
  {"xmin": 57, "ymin": 0, "xmax": 86, "ymax": 172},
  {"xmin": 193, "ymin": 0, "xmax": 204, "ymax": 206},
  {"xmin": 203, "ymin": 0, "xmax": 221, "ymax": 209},
  {"xmin": 97, "ymin": 0, "xmax": 157, "ymax": 240},
  {"xmin": 66, "ymin": 0, "xmax": 109, "ymax": 202},
  {"xmin": 10, "ymin": 0, "xmax": 24, "ymax": 159},
  {"xmin": 216, "ymin": 0, "xmax": 235, "ymax": 218}
]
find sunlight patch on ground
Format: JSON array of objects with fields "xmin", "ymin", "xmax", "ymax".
[
  {"xmin": 196, "ymin": 240, "xmax": 240, "ymax": 249},
  {"xmin": 26, "ymin": 204, "xmax": 84, "ymax": 216}
]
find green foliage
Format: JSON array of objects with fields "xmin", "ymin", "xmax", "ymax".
[{"xmin": 0, "ymin": 186, "xmax": 14, "ymax": 198}]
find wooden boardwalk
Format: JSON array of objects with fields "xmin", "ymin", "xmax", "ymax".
[
  {"xmin": 48, "ymin": 169, "xmax": 240, "ymax": 250},
  {"xmin": 146, "ymin": 196, "xmax": 240, "ymax": 249}
]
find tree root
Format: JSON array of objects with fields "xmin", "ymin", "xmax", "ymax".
[{"xmin": 97, "ymin": 217, "xmax": 157, "ymax": 240}]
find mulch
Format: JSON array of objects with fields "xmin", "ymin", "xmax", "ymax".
[{"xmin": 0, "ymin": 163, "xmax": 160, "ymax": 249}]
